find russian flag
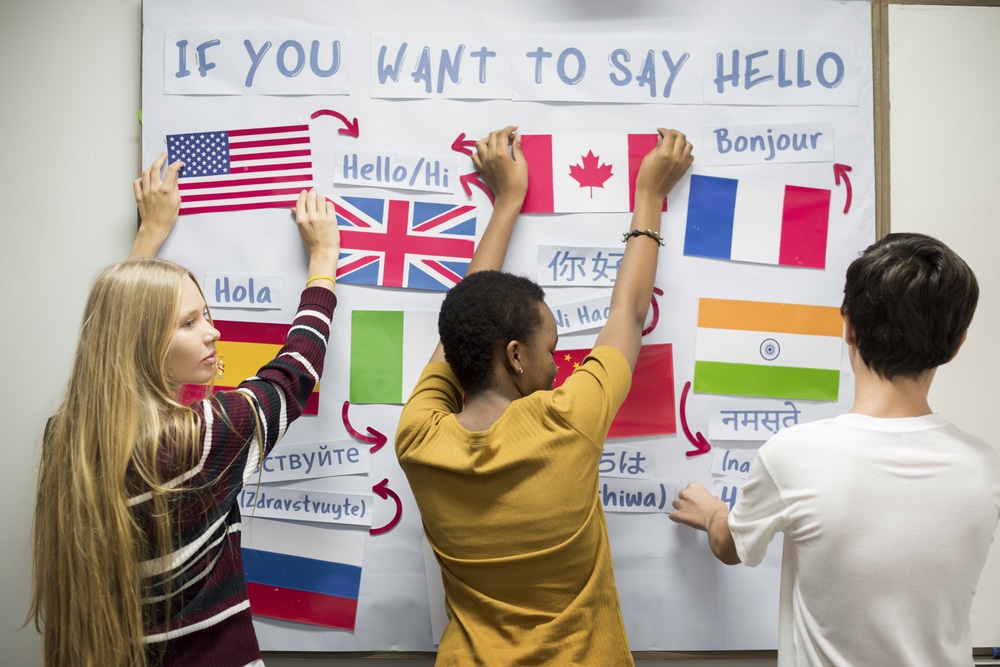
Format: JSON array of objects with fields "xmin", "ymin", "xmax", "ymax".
[
  {"xmin": 683, "ymin": 174, "xmax": 831, "ymax": 269},
  {"xmin": 519, "ymin": 133, "xmax": 667, "ymax": 214},
  {"xmin": 242, "ymin": 517, "xmax": 366, "ymax": 630}
]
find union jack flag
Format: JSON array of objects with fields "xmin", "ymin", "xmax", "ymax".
[
  {"xmin": 334, "ymin": 196, "xmax": 477, "ymax": 292},
  {"xmin": 167, "ymin": 124, "xmax": 313, "ymax": 216}
]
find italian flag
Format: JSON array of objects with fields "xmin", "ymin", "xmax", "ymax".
[
  {"xmin": 694, "ymin": 298, "xmax": 843, "ymax": 401},
  {"xmin": 520, "ymin": 133, "xmax": 667, "ymax": 214},
  {"xmin": 349, "ymin": 310, "xmax": 438, "ymax": 404}
]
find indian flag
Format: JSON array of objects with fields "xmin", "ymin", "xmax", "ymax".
[
  {"xmin": 350, "ymin": 310, "xmax": 438, "ymax": 404},
  {"xmin": 694, "ymin": 298, "xmax": 844, "ymax": 401}
]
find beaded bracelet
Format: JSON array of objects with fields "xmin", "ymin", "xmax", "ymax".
[
  {"xmin": 306, "ymin": 274, "xmax": 336, "ymax": 287},
  {"xmin": 622, "ymin": 229, "xmax": 665, "ymax": 247}
]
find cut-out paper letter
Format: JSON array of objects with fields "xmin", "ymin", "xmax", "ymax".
[
  {"xmin": 684, "ymin": 174, "xmax": 831, "ymax": 268},
  {"xmin": 335, "ymin": 196, "xmax": 476, "ymax": 291},
  {"xmin": 554, "ymin": 343, "xmax": 676, "ymax": 438},
  {"xmin": 694, "ymin": 298, "xmax": 843, "ymax": 401},
  {"xmin": 538, "ymin": 245, "xmax": 623, "ymax": 287},
  {"xmin": 254, "ymin": 439, "xmax": 370, "ymax": 483},
  {"xmin": 167, "ymin": 124, "xmax": 313, "ymax": 215},
  {"xmin": 708, "ymin": 399, "xmax": 806, "ymax": 441},
  {"xmin": 599, "ymin": 478, "xmax": 676, "ymax": 514}
]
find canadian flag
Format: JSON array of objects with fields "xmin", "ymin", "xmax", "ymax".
[{"xmin": 520, "ymin": 133, "xmax": 667, "ymax": 214}]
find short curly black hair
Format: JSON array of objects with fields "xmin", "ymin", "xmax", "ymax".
[
  {"xmin": 439, "ymin": 270, "xmax": 546, "ymax": 393},
  {"xmin": 842, "ymin": 232, "xmax": 978, "ymax": 380}
]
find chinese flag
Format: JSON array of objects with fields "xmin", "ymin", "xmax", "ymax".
[{"xmin": 554, "ymin": 343, "xmax": 676, "ymax": 438}]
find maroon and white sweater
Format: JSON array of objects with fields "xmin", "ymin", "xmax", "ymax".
[{"xmin": 130, "ymin": 286, "xmax": 336, "ymax": 667}]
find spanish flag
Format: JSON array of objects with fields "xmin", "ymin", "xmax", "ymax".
[{"xmin": 182, "ymin": 319, "xmax": 320, "ymax": 414}]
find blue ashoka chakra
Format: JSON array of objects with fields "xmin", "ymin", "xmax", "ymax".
[{"xmin": 759, "ymin": 338, "xmax": 780, "ymax": 361}]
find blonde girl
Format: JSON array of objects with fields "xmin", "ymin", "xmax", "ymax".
[{"xmin": 30, "ymin": 154, "xmax": 340, "ymax": 667}]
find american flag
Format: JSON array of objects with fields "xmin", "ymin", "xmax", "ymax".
[
  {"xmin": 166, "ymin": 124, "xmax": 313, "ymax": 216},
  {"xmin": 334, "ymin": 196, "xmax": 476, "ymax": 292}
]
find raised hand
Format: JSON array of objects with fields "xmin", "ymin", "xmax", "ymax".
[{"xmin": 129, "ymin": 152, "xmax": 184, "ymax": 258}]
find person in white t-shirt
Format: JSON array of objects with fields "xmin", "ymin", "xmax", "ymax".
[{"xmin": 669, "ymin": 232, "xmax": 1000, "ymax": 667}]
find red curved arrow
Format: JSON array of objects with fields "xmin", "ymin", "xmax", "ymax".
[
  {"xmin": 451, "ymin": 132, "xmax": 476, "ymax": 156},
  {"xmin": 310, "ymin": 108, "xmax": 360, "ymax": 137},
  {"xmin": 642, "ymin": 286, "xmax": 663, "ymax": 336},
  {"xmin": 341, "ymin": 400, "xmax": 388, "ymax": 454},
  {"xmin": 370, "ymin": 478, "xmax": 402, "ymax": 536},
  {"xmin": 833, "ymin": 163, "xmax": 853, "ymax": 214},
  {"xmin": 679, "ymin": 381, "xmax": 712, "ymax": 457},
  {"xmin": 460, "ymin": 172, "xmax": 495, "ymax": 205}
]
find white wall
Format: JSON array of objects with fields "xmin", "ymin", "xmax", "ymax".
[
  {"xmin": 887, "ymin": 2, "xmax": 1000, "ymax": 649},
  {"xmin": 0, "ymin": 1, "xmax": 145, "ymax": 664},
  {"xmin": 2, "ymin": 1, "xmax": 997, "ymax": 665}
]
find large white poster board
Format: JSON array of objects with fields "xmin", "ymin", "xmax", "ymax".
[{"xmin": 141, "ymin": 0, "xmax": 874, "ymax": 651}]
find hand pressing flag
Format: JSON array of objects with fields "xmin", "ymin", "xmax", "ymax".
[
  {"xmin": 335, "ymin": 196, "xmax": 476, "ymax": 292},
  {"xmin": 243, "ymin": 517, "xmax": 365, "ymax": 630},
  {"xmin": 554, "ymin": 343, "xmax": 676, "ymax": 438},
  {"xmin": 180, "ymin": 319, "xmax": 320, "ymax": 415},
  {"xmin": 684, "ymin": 174, "xmax": 831, "ymax": 269},
  {"xmin": 520, "ymin": 134, "xmax": 668, "ymax": 214},
  {"xmin": 167, "ymin": 124, "xmax": 313, "ymax": 216},
  {"xmin": 694, "ymin": 297, "xmax": 843, "ymax": 401},
  {"xmin": 350, "ymin": 310, "xmax": 438, "ymax": 404}
]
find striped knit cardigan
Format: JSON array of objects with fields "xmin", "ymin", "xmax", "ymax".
[{"xmin": 130, "ymin": 286, "xmax": 336, "ymax": 667}]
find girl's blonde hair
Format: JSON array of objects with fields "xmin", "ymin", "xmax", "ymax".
[{"xmin": 30, "ymin": 258, "xmax": 208, "ymax": 667}]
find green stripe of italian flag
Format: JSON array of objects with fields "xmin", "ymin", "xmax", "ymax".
[
  {"xmin": 693, "ymin": 298, "xmax": 844, "ymax": 402},
  {"xmin": 350, "ymin": 310, "xmax": 438, "ymax": 404}
]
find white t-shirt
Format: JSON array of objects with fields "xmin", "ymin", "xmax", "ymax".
[{"xmin": 730, "ymin": 413, "xmax": 1000, "ymax": 667}]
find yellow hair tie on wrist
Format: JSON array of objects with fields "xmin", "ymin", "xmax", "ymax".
[{"xmin": 306, "ymin": 275, "xmax": 336, "ymax": 287}]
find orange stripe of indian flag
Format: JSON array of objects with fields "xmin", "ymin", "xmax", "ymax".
[
  {"xmin": 216, "ymin": 340, "xmax": 320, "ymax": 393},
  {"xmin": 694, "ymin": 298, "xmax": 843, "ymax": 401},
  {"xmin": 697, "ymin": 298, "xmax": 843, "ymax": 336}
]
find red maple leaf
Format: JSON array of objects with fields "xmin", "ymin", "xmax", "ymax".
[{"xmin": 568, "ymin": 150, "xmax": 614, "ymax": 198}]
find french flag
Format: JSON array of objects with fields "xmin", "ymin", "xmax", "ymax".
[
  {"xmin": 683, "ymin": 174, "xmax": 831, "ymax": 269},
  {"xmin": 519, "ymin": 133, "xmax": 667, "ymax": 214},
  {"xmin": 242, "ymin": 517, "xmax": 366, "ymax": 630}
]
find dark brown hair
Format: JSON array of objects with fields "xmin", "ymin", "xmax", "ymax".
[
  {"xmin": 841, "ymin": 232, "xmax": 978, "ymax": 379},
  {"xmin": 439, "ymin": 270, "xmax": 546, "ymax": 393}
]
